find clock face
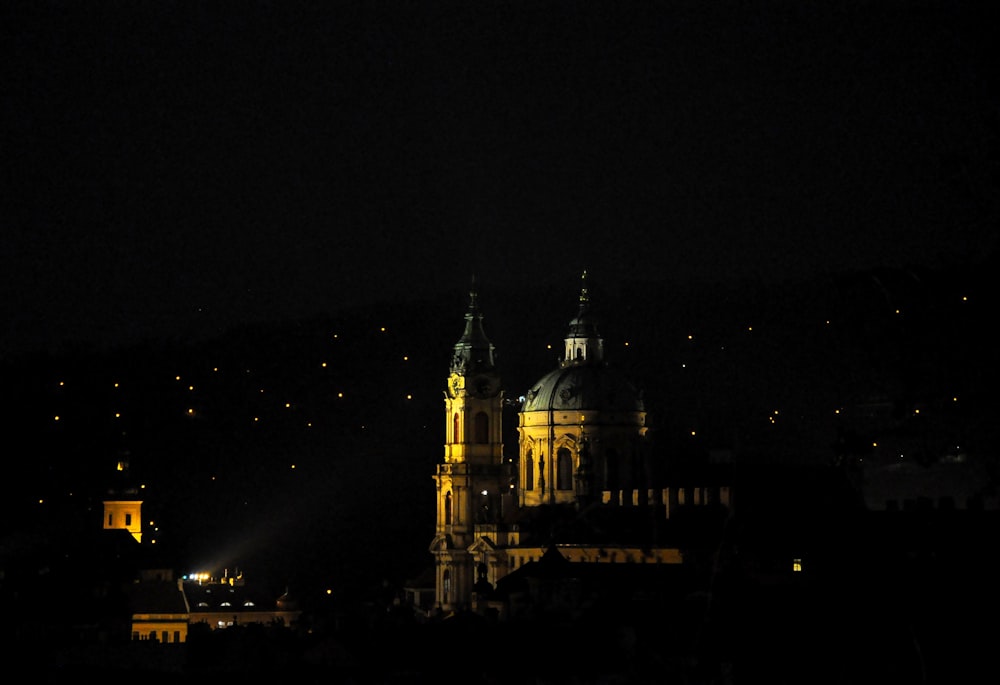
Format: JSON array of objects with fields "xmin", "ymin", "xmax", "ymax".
[{"xmin": 449, "ymin": 373, "xmax": 498, "ymax": 398}]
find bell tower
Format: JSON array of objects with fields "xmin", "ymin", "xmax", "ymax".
[
  {"xmin": 103, "ymin": 447, "xmax": 143, "ymax": 543},
  {"xmin": 430, "ymin": 279, "xmax": 507, "ymax": 612}
]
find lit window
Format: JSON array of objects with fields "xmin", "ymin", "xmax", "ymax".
[{"xmin": 793, "ymin": 558, "xmax": 803, "ymax": 572}]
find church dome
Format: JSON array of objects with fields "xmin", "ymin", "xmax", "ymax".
[
  {"xmin": 515, "ymin": 273, "xmax": 648, "ymax": 511},
  {"xmin": 522, "ymin": 364, "xmax": 644, "ymax": 413},
  {"xmin": 521, "ymin": 271, "xmax": 644, "ymax": 416}
]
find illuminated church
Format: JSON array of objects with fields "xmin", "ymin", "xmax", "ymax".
[{"xmin": 429, "ymin": 272, "xmax": 732, "ymax": 616}]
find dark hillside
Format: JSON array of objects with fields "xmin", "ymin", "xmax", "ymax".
[{"xmin": 2, "ymin": 260, "xmax": 996, "ymax": 597}]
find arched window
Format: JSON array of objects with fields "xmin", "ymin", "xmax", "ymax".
[
  {"xmin": 445, "ymin": 491, "xmax": 452, "ymax": 525},
  {"xmin": 474, "ymin": 411, "xmax": 489, "ymax": 443},
  {"xmin": 442, "ymin": 569, "xmax": 451, "ymax": 602},
  {"xmin": 524, "ymin": 449, "xmax": 534, "ymax": 490},
  {"xmin": 557, "ymin": 447, "xmax": 573, "ymax": 490},
  {"xmin": 453, "ymin": 413, "xmax": 460, "ymax": 444}
]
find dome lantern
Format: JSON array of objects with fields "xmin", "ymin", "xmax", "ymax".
[{"xmin": 563, "ymin": 270, "xmax": 604, "ymax": 366}]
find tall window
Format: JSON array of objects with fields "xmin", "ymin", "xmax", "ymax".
[
  {"xmin": 125, "ymin": 513, "xmax": 132, "ymax": 526},
  {"xmin": 443, "ymin": 569, "xmax": 451, "ymax": 602},
  {"xmin": 445, "ymin": 491, "xmax": 452, "ymax": 525},
  {"xmin": 474, "ymin": 411, "xmax": 489, "ymax": 443},
  {"xmin": 524, "ymin": 449, "xmax": 534, "ymax": 490},
  {"xmin": 557, "ymin": 447, "xmax": 573, "ymax": 490},
  {"xmin": 605, "ymin": 449, "xmax": 619, "ymax": 490},
  {"xmin": 453, "ymin": 413, "xmax": 460, "ymax": 443}
]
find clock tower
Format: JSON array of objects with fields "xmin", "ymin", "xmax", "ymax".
[{"xmin": 430, "ymin": 279, "xmax": 510, "ymax": 612}]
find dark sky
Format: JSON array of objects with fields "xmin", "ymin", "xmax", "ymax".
[{"xmin": 3, "ymin": 1, "xmax": 997, "ymax": 356}]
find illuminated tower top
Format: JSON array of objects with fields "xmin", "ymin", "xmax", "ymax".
[
  {"xmin": 562, "ymin": 270, "xmax": 605, "ymax": 366},
  {"xmin": 449, "ymin": 275, "xmax": 497, "ymax": 377}
]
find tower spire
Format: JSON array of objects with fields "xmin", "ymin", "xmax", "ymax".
[
  {"xmin": 564, "ymin": 269, "xmax": 604, "ymax": 365},
  {"xmin": 450, "ymin": 275, "xmax": 496, "ymax": 375}
]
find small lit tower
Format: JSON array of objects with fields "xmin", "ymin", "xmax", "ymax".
[
  {"xmin": 430, "ymin": 279, "xmax": 507, "ymax": 612},
  {"xmin": 103, "ymin": 448, "xmax": 143, "ymax": 543}
]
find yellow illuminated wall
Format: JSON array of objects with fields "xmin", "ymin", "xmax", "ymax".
[{"xmin": 104, "ymin": 499, "xmax": 143, "ymax": 543}]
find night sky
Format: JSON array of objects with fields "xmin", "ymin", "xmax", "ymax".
[{"xmin": 3, "ymin": 0, "xmax": 997, "ymax": 357}]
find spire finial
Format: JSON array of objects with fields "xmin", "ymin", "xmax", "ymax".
[
  {"xmin": 469, "ymin": 273, "xmax": 479, "ymax": 310},
  {"xmin": 452, "ymin": 275, "xmax": 496, "ymax": 374},
  {"xmin": 579, "ymin": 269, "xmax": 589, "ymax": 306}
]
